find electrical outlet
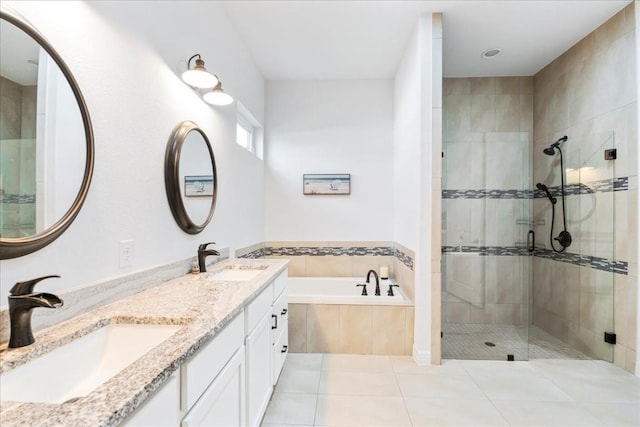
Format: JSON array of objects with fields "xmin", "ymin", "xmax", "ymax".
[{"xmin": 119, "ymin": 240, "xmax": 134, "ymax": 268}]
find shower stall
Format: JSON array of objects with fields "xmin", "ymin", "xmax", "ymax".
[{"xmin": 441, "ymin": 77, "xmax": 617, "ymax": 361}]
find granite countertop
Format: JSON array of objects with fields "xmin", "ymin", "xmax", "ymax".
[{"xmin": 0, "ymin": 258, "xmax": 288, "ymax": 427}]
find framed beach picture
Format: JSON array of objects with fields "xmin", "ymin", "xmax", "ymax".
[
  {"xmin": 303, "ymin": 174, "xmax": 351, "ymax": 195},
  {"xmin": 184, "ymin": 175, "xmax": 214, "ymax": 197}
]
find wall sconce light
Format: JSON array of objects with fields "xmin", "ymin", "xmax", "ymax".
[
  {"xmin": 203, "ymin": 81, "xmax": 234, "ymax": 106},
  {"xmin": 182, "ymin": 54, "xmax": 219, "ymax": 88}
]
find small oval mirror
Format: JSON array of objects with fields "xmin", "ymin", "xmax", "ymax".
[
  {"xmin": 164, "ymin": 121, "xmax": 217, "ymax": 234},
  {"xmin": 0, "ymin": 7, "xmax": 94, "ymax": 259}
]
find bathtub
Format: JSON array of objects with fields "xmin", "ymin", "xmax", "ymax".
[
  {"xmin": 287, "ymin": 276, "xmax": 414, "ymax": 355},
  {"xmin": 288, "ymin": 277, "xmax": 411, "ymax": 306}
]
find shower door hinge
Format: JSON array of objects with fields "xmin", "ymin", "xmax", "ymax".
[
  {"xmin": 604, "ymin": 332, "xmax": 616, "ymax": 344},
  {"xmin": 604, "ymin": 149, "xmax": 617, "ymax": 160}
]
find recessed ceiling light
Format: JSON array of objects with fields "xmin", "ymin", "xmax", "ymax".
[{"xmin": 481, "ymin": 48, "xmax": 501, "ymax": 59}]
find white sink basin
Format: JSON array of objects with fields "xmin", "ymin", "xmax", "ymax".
[
  {"xmin": 0, "ymin": 323, "xmax": 181, "ymax": 404},
  {"xmin": 207, "ymin": 268, "xmax": 265, "ymax": 281}
]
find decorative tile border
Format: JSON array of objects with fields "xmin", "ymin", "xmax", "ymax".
[
  {"xmin": 440, "ymin": 245, "xmax": 628, "ymax": 275},
  {"xmin": 264, "ymin": 246, "xmax": 395, "ymax": 257},
  {"xmin": 1, "ymin": 194, "xmax": 36, "ymax": 203},
  {"xmin": 241, "ymin": 244, "xmax": 415, "ymax": 271},
  {"xmin": 442, "ymin": 245, "xmax": 530, "ymax": 256},
  {"xmin": 443, "ymin": 177, "xmax": 629, "ymax": 200},
  {"xmin": 442, "ymin": 189, "xmax": 532, "ymax": 199},
  {"xmin": 239, "ymin": 248, "xmax": 266, "ymax": 259},
  {"xmin": 534, "ymin": 248, "xmax": 628, "ymax": 275}
]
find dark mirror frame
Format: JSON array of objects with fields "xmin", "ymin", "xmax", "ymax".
[
  {"xmin": 0, "ymin": 7, "xmax": 95, "ymax": 260},
  {"xmin": 164, "ymin": 121, "xmax": 217, "ymax": 234}
]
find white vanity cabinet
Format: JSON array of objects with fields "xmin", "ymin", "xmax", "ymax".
[
  {"xmin": 271, "ymin": 271, "xmax": 288, "ymax": 384},
  {"xmin": 181, "ymin": 314, "xmax": 245, "ymax": 427},
  {"xmin": 245, "ymin": 270, "xmax": 288, "ymax": 427}
]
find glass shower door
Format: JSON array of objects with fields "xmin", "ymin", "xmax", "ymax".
[{"xmin": 442, "ymin": 131, "xmax": 532, "ymax": 361}]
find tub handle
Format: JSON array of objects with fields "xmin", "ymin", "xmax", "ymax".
[
  {"xmin": 272, "ymin": 314, "xmax": 278, "ymax": 329},
  {"xmin": 281, "ymin": 308, "xmax": 288, "ymax": 315},
  {"xmin": 281, "ymin": 345, "xmax": 288, "ymax": 353},
  {"xmin": 356, "ymin": 284, "xmax": 368, "ymax": 296},
  {"xmin": 387, "ymin": 284, "xmax": 399, "ymax": 297}
]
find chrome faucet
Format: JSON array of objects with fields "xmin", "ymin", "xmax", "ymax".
[
  {"xmin": 366, "ymin": 269, "xmax": 380, "ymax": 296},
  {"xmin": 8, "ymin": 275, "xmax": 64, "ymax": 348},
  {"xmin": 198, "ymin": 242, "xmax": 220, "ymax": 273}
]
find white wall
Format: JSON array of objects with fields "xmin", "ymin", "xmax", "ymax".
[
  {"xmin": 1, "ymin": 1, "xmax": 265, "ymax": 302},
  {"xmin": 393, "ymin": 13, "xmax": 442, "ymax": 364},
  {"xmin": 264, "ymin": 80, "xmax": 394, "ymax": 241}
]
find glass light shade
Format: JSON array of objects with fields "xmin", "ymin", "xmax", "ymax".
[
  {"xmin": 181, "ymin": 61, "xmax": 219, "ymax": 88},
  {"xmin": 203, "ymin": 88, "xmax": 234, "ymax": 106}
]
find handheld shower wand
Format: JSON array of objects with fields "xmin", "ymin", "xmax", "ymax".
[{"xmin": 539, "ymin": 136, "xmax": 572, "ymax": 253}]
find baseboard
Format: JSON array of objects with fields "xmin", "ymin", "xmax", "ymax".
[{"xmin": 413, "ymin": 344, "xmax": 431, "ymax": 365}]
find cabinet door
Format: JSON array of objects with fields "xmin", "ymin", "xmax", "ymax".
[
  {"xmin": 181, "ymin": 348, "xmax": 245, "ymax": 427},
  {"xmin": 245, "ymin": 310, "xmax": 273, "ymax": 427},
  {"xmin": 273, "ymin": 324, "xmax": 288, "ymax": 384},
  {"xmin": 121, "ymin": 371, "xmax": 180, "ymax": 427}
]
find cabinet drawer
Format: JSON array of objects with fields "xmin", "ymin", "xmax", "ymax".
[
  {"xmin": 272, "ymin": 325, "xmax": 288, "ymax": 385},
  {"xmin": 271, "ymin": 289, "xmax": 288, "ymax": 343},
  {"xmin": 182, "ymin": 314, "xmax": 244, "ymax": 411},
  {"xmin": 245, "ymin": 283, "xmax": 273, "ymax": 334},
  {"xmin": 273, "ymin": 270, "xmax": 287, "ymax": 299}
]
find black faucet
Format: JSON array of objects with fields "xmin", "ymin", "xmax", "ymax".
[
  {"xmin": 198, "ymin": 242, "xmax": 220, "ymax": 273},
  {"xmin": 366, "ymin": 269, "xmax": 380, "ymax": 296},
  {"xmin": 387, "ymin": 283, "xmax": 399, "ymax": 297},
  {"xmin": 8, "ymin": 275, "xmax": 64, "ymax": 348}
]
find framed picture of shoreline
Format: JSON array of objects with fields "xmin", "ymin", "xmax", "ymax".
[
  {"xmin": 303, "ymin": 173, "xmax": 351, "ymax": 195},
  {"xmin": 184, "ymin": 175, "xmax": 214, "ymax": 197}
]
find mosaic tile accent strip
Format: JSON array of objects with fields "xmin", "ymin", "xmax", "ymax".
[
  {"xmin": 257, "ymin": 245, "xmax": 414, "ymax": 271},
  {"xmin": 442, "ymin": 245, "xmax": 531, "ymax": 256},
  {"xmin": 264, "ymin": 246, "xmax": 395, "ymax": 257},
  {"xmin": 535, "ymin": 248, "xmax": 628, "ymax": 275},
  {"xmin": 442, "ymin": 189, "xmax": 533, "ymax": 199},
  {"xmin": 441, "ymin": 245, "xmax": 627, "ymax": 275},
  {"xmin": 1, "ymin": 194, "xmax": 36, "ymax": 203},
  {"xmin": 443, "ymin": 177, "xmax": 628, "ymax": 200},
  {"xmin": 238, "ymin": 248, "xmax": 266, "ymax": 259},
  {"xmin": 394, "ymin": 248, "xmax": 414, "ymax": 271}
]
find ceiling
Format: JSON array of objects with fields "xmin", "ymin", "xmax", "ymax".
[{"xmin": 223, "ymin": 0, "xmax": 632, "ymax": 80}]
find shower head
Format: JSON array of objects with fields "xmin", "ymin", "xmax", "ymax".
[
  {"xmin": 542, "ymin": 135, "xmax": 568, "ymax": 156},
  {"xmin": 536, "ymin": 183, "xmax": 557, "ymax": 204}
]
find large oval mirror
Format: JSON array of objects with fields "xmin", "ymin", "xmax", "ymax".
[
  {"xmin": 165, "ymin": 121, "xmax": 217, "ymax": 234},
  {"xmin": 0, "ymin": 7, "xmax": 94, "ymax": 259}
]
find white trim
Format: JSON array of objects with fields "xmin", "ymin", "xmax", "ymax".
[{"xmin": 412, "ymin": 344, "xmax": 431, "ymax": 365}]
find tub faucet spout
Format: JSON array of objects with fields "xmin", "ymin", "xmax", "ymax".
[
  {"xmin": 198, "ymin": 242, "xmax": 220, "ymax": 272},
  {"xmin": 8, "ymin": 275, "xmax": 64, "ymax": 349},
  {"xmin": 366, "ymin": 269, "xmax": 380, "ymax": 296}
]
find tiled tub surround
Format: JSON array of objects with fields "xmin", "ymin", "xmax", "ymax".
[
  {"xmin": 237, "ymin": 241, "xmax": 416, "ymax": 303},
  {"xmin": 0, "ymin": 258, "xmax": 288, "ymax": 427},
  {"xmin": 286, "ymin": 276, "xmax": 414, "ymax": 356},
  {"xmin": 288, "ymin": 304, "xmax": 415, "ymax": 356}
]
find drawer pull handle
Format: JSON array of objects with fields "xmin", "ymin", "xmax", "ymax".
[
  {"xmin": 272, "ymin": 314, "xmax": 278, "ymax": 329},
  {"xmin": 281, "ymin": 345, "xmax": 288, "ymax": 353},
  {"xmin": 281, "ymin": 308, "xmax": 288, "ymax": 315}
]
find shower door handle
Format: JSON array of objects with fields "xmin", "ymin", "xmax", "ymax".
[{"xmin": 527, "ymin": 230, "xmax": 535, "ymax": 253}]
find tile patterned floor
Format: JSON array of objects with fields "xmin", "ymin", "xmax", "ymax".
[
  {"xmin": 262, "ymin": 353, "xmax": 639, "ymax": 426},
  {"xmin": 442, "ymin": 324, "xmax": 590, "ymax": 361}
]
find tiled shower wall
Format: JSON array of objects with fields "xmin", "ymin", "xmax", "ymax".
[
  {"xmin": 442, "ymin": 76, "xmax": 533, "ymax": 327},
  {"xmin": 532, "ymin": 3, "xmax": 637, "ymax": 373},
  {"xmin": 0, "ymin": 76, "xmax": 37, "ymax": 238}
]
